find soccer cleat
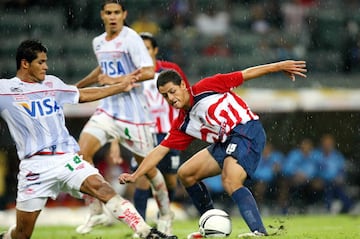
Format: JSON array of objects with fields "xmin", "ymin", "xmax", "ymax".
[
  {"xmin": 132, "ymin": 232, "xmax": 140, "ymax": 238},
  {"xmin": 76, "ymin": 213, "xmax": 113, "ymax": 234},
  {"xmin": 145, "ymin": 228, "xmax": 178, "ymax": 239},
  {"xmin": 0, "ymin": 224, "xmax": 15, "ymax": 239},
  {"xmin": 187, "ymin": 231, "xmax": 204, "ymax": 239},
  {"xmin": 238, "ymin": 230, "xmax": 266, "ymax": 238},
  {"xmin": 157, "ymin": 211, "xmax": 175, "ymax": 235}
]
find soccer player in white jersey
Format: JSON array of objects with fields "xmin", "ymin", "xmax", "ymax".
[
  {"xmin": 120, "ymin": 60, "xmax": 307, "ymax": 238},
  {"xmin": 0, "ymin": 40, "xmax": 177, "ymax": 239},
  {"xmin": 74, "ymin": 0, "xmax": 173, "ymax": 235}
]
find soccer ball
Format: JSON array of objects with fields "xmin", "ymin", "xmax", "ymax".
[{"xmin": 199, "ymin": 209, "xmax": 232, "ymax": 237}]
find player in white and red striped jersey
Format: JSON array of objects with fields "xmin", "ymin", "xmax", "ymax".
[
  {"xmin": 120, "ymin": 60, "xmax": 307, "ymax": 238},
  {"xmin": 74, "ymin": 1, "xmax": 173, "ymax": 235},
  {"xmin": 0, "ymin": 39, "xmax": 176, "ymax": 239}
]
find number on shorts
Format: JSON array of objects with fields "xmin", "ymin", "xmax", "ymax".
[
  {"xmin": 226, "ymin": 143, "xmax": 237, "ymax": 154},
  {"xmin": 65, "ymin": 155, "xmax": 82, "ymax": 171}
]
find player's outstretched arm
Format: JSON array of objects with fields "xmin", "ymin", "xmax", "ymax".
[
  {"xmin": 78, "ymin": 76, "xmax": 138, "ymax": 103},
  {"xmin": 119, "ymin": 144, "xmax": 170, "ymax": 184},
  {"xmin": 76, "ymin": 66, "xmax": 102, "ymax": 88},
  {"xmin": 242, "ymin": 60, "xmax": 307, "ymax": 82},
  {"xmin": 97, "ymin": 66, "xmax": 155, "ymax": 86}
]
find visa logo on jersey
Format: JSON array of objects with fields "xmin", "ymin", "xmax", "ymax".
[
  {"xmin": 100, "ymin": 60, "xmax": 125, "ymax": 76},
  {"xmin": 17, "ymin": 97, "xmax": 60, "ymax": 117}
]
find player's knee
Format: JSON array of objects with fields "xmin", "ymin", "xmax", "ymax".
[
  {"xmin": 177, "ymin": 166, "xmax": 196, "ymax": 186},
  {"xmin": 222, "ymin": 175, "xmax": 244, "ymax": 195},
  {"xmin": 82, "ymin": 175, "xmax": 116, "ymax": 201}
]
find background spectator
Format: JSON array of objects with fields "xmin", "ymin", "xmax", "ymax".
[
  {"xmin": 194, "ymin": 4, "xmax": 230, "ymax": 37},
  {"xmin": 278, "ymin": 138, "xmax": 322, "ymax": 214},
  {"xmin": 315, "ymin": 134, "xmax": 354, "ymax": 213},
  {"xmin": 252, "ymin": 143, "xmax": 283, "ymax": 211}
]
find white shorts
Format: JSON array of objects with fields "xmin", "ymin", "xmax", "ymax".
[
  {"xmin": 16, "ymin": 153, "xmax": 99, "ymax": 212},
  {"xmin": 81, "ymin": 111, "xmax": 154, "ymax": 157}
]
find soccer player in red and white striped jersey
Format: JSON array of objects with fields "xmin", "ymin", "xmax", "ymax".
[{"xmin": 120, "ymin": 60, "xmax": 307, "ymax": 238}]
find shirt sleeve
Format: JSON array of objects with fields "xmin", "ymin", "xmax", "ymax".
[
  {"xmin": 128, "ymin": 30, "xmax": 154, "ymax": 68},
  {"xmin": 160, "ymin": 127, "xmax": 194, "ymax": 151},
  {"xmin": 194, "ymin": 72, "xmax": 244, "ymax": 93}
]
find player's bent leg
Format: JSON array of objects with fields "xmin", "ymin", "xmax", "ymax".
[
  {"xmin": 76, "ymin": 132, "xmax": 108, "ymax": 234},
  {"xmin": 81, "ymin": 174, "xmax": 177, "ymax": 238},
  {"xmin": 77, "ymin": 174, "xmax": 115, "ymax": 234},
  {"xmin": 222, "ymin": 157, "xmax": 267, "ymax": 236},
  {"xmin": 178, "ymin": 149, "xmax": 221, "ymax": 215},
  {"xmin": 177, "ymin": 148, "xmax": 221, "ymax": 187}
]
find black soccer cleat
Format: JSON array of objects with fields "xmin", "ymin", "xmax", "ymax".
[
  {"xmin": 0, "ymin": 232, "xmax": 5, "ymax": 239},
  {"xmin": 146, "ymin": 228, "xmax": 178, "ymax": 239}
]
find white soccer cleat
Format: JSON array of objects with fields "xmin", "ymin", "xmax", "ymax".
[
  {"xmin": 132, "ymin": 232, "xmax": 140, "ymax": 238},
  {"xmin": 76, "ymin": 213, "xmax": 113, "ymax": 234},
  {"xmin": 238, "ymin": 230, "xmax": 266, "ymax": 238},
  {"xmin": 157, "ymin": 211, "xmax": 175, "ymax": 235},
  {"xmin": 0, "ymin": 225, "xmax": 16, "ymax": 239},
  {"xmin": 187, "ymin": 232, "xmax": 204, "ymax": 239}
]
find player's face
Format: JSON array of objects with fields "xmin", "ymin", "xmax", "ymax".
[
  {"xmin": 158, "ymin": 81, "xmax": 190, "ymax": 110},
  {"xmin": 23, "ymin": 52, "xmax": 48, "ymax": 83},
  {"xmin": 143, "ymin": 39, "xmax": 158, "ymax": 63},
  {"xmin": 101, "ymin": 3, "xmax": 127, "ymax": 35}
]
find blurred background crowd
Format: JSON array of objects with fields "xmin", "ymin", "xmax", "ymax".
[{"xmin": 0, "ymin": 0, "xmax": 360, "ymax": 216}]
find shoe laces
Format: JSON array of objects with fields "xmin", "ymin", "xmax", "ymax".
[{"xmin": 146, "ymin": 228, "xmax": 169, "ymax": 239}]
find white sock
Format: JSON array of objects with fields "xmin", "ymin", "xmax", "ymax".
[
  {"xmin": 4, "ymin": 225, "xmax": 15, "ymax": 239},
  {"xmin": 105, "ymin": 195, "xmax": 151, "ymax": 237},
  {"xmin": 150, "ymin": 168, "xmax": 171, "ymax": 216}
]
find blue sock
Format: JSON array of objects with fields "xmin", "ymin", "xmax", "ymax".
[
  {"xmin": 232, "ymin": 187, "xmax": 267, "ymax": 234},
  {"xmin": 134, "ymin": 188, "xmax": 151, "ymax": 219},
  {"xmin": 185, "ymin": 181, "xmax": 214, "ymax": 215}
]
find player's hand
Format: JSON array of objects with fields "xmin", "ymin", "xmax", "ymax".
[
  {"xmin": 118, "ymin": 173, "xmax": 136, "ymax": 184},
  {"xmin": 98, "ymin": 69, "xmax": 142, "ymax": 85},
  {"xmin": 281, "ymin": 60, "xmax": 307, "ymax": 81},
  {"xmin": 98, "ymin": 74, "xmax": 116, "ymax": 85}
]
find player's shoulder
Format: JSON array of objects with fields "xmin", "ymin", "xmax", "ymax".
[
  {"xmin": 124, "ymin": 26, "xmax": 138, "ymax": 35},
  {"xmin": 45, "ymin": 74, "xmax": 62, "ymax": 82},
  {"xmin": 0, "ymin": 77, "xmax": 18, "ymax": 89},
  {"xmin": 93, "ymin": 32, "xmax": 106, "ymax": 43},
  {"xmin": 0, "ymin": 76, "xmax": 16, "ymax": 82},
  {"xmin": 44, "ymin": 75, "xmax": 72, "ymax": 88},
  {"xmin": 122, "ymin": 26, "xmax": 143, "ymax": 41}
]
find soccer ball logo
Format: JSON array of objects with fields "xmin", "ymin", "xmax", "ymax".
[{"xmin": 199, "ymin": 209, "xmax": 232, "ymax": 237}]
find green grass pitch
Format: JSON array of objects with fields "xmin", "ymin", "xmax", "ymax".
[{"xmin": 1, "ymin": 214, "xmax": 359, "ymax": 238}]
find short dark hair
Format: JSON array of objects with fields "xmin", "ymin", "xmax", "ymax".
[
  {"xmin": 16, "ymin": 39, "xmax": 47, "ymax": 70},
  {"xmin": 101, "ymin": 0, "xmax": 126, "ymax": 10},
  {"xmin": 157, "ymin": 70, "xmax": 182, "ymax": 89},
  {"xmin": 139, "ymin": 32, "xmax": 158, "ymax": 49}
]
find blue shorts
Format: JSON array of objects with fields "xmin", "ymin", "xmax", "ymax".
[
  {"xmin": 207, "ymin": 120, "xmax": 266, "ymax": 179},
  {"xmin": 131, "ymin": 133, "xmax": 181, "ymax": 174}
]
